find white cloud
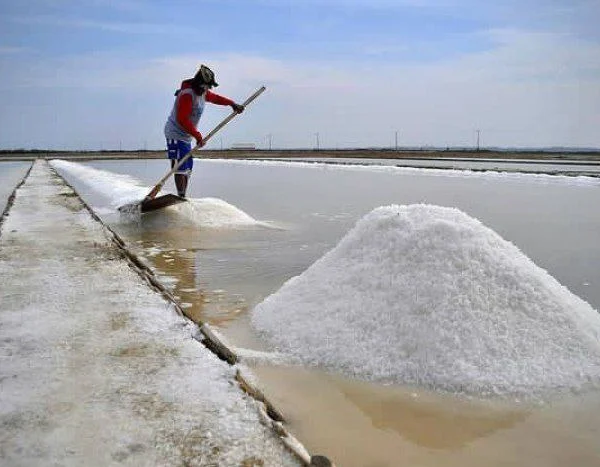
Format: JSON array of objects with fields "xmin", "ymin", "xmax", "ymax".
[
  {"xmin": 208, "ymin": 29, "xmax": 600, "ymax": 148},
  {"xmin": 0, "ymin": 28, "xmax": 598, "ymax": 149}
]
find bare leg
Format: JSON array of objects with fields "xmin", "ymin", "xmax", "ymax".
[
  {"xmin": 170, "ymin": 160, "xmax": 189, "ymax": 198},
  {"xmin": 174, "ymin": 174, "xmax": 188, "ymax": 198}
]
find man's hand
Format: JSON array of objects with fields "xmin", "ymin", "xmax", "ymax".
[
  {"xmin": 231, "ymin": 103, "xmax": 245, "ymax": 114},
  {"xmin": 195, "ymin": 134, "xmax": 204, "ymax": 147}
]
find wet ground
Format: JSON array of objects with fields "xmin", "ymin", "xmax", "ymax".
[{"xmin": 6, "ymin": 156, "xmax": 600, "ymax": 466}]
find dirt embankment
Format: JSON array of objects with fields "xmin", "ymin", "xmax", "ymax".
[{"xmin": 2, "ymin": 149, "xmax": 600, "ymax": 162}]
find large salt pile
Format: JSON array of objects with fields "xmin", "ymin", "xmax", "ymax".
[{"xmin": 252, "ymin": 204, "xmax": 600, "ymax": 397}]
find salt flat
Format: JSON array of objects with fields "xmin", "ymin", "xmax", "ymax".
[{"xmin": 0, "ymin": 160, "xmax": 299, "ymax": 466}]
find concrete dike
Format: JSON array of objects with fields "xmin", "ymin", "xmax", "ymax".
[{"xmin": 0, "ymin": 160, "xmax": 325, "ymax": 466}]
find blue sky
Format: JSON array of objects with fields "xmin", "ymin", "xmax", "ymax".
[{"xmin": 0, "ymin": 0, "xmax": 598, "ymax": 150}]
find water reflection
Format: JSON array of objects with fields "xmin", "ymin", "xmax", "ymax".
[
  {"xmin": 131, "ymin": 227, "xmax": 252, "ymax": 328},
  {"xmin": 339, "ymin": 380, "xmax": 528, "ymax": 449}
]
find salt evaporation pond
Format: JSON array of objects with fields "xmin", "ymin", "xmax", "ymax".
[
  {"xmin": 43, "ymin": 158, "xmax": 600, "ymax": 465},
  {"xmin": 252, "ymin": 204, "xmax": 600, "ymax": 398}
]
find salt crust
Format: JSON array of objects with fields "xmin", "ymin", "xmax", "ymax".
[
  {"xmin": 0, "ymin": 161, "xmax": 299, "ymax": 466},
  {"xmin": 252, "ymin": 204, "xmax": 600, "ymax": 398},
  {"xmin": 203, "ymin": 158, "xmax": 600, "ymax": 186}
]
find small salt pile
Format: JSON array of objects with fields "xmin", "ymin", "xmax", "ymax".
[
  {"xmin": 173, "ymin": 197, "xmax": 264, "ymax": 228},
  {"xmin": 252, "ymin": 204, "xmax": 600, "ymax": 397}
]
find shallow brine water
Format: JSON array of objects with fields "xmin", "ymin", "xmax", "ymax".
[
  {"xmin": 0, "ymin": 161, "xmax": 30, "ymax": 213},
  {"xmin": 48, "ymin": 156, "xmax": 600, "ymax": 466}
]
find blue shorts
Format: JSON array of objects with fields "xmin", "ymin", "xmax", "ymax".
[{"xmin": 166, "ymin": 139, "xmax": 193, "ymax": 174}]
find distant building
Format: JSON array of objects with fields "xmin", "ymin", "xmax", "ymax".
[{"xmin": 230, "ymin": 143, "xmax": 256, "ymax": 150}]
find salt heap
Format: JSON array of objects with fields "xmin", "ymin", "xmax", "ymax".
[
  {"xmin": 173, "ymin": 197, "xmax": 265, "ymax": 228},
  {"xmin": 252, "ymin": 204, "xmax": 600, "ymax": 397}
]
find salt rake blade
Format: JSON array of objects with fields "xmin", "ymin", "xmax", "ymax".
[{"xmin": 140, "ymin": 194, "xmax": 187, "ymax": 213}]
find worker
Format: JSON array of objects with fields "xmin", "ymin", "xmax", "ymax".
[{"xmin": 164, "ymin": 64, "xmax": 244, "ymax": 198}]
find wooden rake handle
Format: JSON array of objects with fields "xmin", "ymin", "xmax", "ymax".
[{"xmin": 146, "ymin": 85, "xmax": 267, "ymax": 200}]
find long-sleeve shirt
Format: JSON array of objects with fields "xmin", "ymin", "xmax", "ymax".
[{"xmin": 164, "ymin": 80, "xmax": 234, "ymax": 142}]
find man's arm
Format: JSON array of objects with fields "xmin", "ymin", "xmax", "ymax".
[{"xmin": 206, "ymin": 90, "xmax": 245, "ymax": 113}]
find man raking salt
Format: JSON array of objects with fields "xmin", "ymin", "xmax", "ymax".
[{"xmin": 119, "ymin": 65, "xmax": 265, "ymax": 213}]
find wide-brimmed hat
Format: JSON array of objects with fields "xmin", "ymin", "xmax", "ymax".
[{"xmin": 193, "ymin": 64, "xmax": 218, "ymax": 88}]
